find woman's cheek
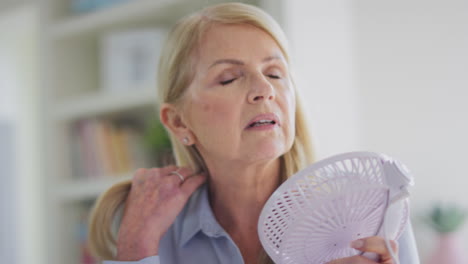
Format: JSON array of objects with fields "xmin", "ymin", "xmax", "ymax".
[
  {"xmin": 195, "ymin": 97, "xmax": 237, "ymax": 129},
  {"xmin": 283, "ymin": 86, "xmax": 296, "ymax": 146}
]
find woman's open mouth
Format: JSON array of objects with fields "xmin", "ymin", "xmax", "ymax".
[{"xmin": 245, "ymin": 113, "xmax": 280, "ymax": 130}]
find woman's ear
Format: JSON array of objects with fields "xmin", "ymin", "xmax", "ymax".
[{"xmin": 160, "ymin": 103, "xmax": 195, "ymax": 146}]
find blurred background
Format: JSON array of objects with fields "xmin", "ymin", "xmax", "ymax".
[{"xmin": 1, "ymin": 0, "xmax": 467, "ymax": 263}]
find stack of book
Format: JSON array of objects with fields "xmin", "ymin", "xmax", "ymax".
[{"xmin": 70, "ymin": 118, "xmax": 149, "ymax": 179}]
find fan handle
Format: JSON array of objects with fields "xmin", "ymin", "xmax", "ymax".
[{"xmin": 382, "ymin": 158, "xmax": 414, "ymax": 203}]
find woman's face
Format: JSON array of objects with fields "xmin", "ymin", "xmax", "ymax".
[{"xmin": 182, "ymin": 23, "xmax": 295, "ymax": 166}]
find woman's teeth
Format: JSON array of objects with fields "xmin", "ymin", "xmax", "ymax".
[{"xmin": 250, "ymin": 120, "xmax": 275, "ymax": 127}]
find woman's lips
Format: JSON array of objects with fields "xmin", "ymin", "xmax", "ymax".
[{"xmin": 245, "ymin": 113, "xmax": 280, "ymax": 130}]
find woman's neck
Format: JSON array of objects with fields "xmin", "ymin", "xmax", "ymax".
[
  {"xmin": 206, "ymin": 158, "xmax": 281, "ymax": 263},
  {"xmin": 208, "ymin": 159, "xmax": 280, "ymax": 227}
]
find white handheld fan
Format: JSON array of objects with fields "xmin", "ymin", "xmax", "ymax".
[{"xmin": 258, "ymin": 152, "xmax": 414, "ymax": 264}]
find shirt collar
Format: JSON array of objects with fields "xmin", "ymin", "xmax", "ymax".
[{"xmin": 180, "ymin": 183, "xmax": 226, "ymax": 246}]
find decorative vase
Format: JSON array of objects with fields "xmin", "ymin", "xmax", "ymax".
[{"xmin": 426, "ymin": 232, "xmax": 466, "ymax": 264}]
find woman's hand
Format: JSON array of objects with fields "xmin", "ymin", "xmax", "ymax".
[
  {"xmin": 327, "ymin": 236, "xmax": 399, "ymax": 264},
  {"xmin": 115, "ymin": 165, "xmax": 206, "ymax": 261}
]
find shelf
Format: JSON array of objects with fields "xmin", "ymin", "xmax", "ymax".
[
  {"xmin": 55, "ymin": 174, "xmax": 132, "ymax": 202},
  {"xmin": 53, "ymin": 89, "xmax": 157, "ymax": 121},
  {"xmin": 49, "ymin": 0, "xmax": 179, "ymax": 39}
]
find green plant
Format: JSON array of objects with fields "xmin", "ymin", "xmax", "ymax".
[
  {"xmin": 426, "ymin": 203, "xmax": 467, "ymax": 234},
  {"xmin": 143, "ymin": 119, "xmax": 172, "ymax": 152}
]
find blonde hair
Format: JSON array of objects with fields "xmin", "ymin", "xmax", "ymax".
[{"xmin": 89, "ymin": 2, "xmax": 314, "ymax": 262}]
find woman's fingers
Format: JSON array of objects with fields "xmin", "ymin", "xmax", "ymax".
[
  {"xmin": 351, "ymin": 236, "xmax": 398, "ymax": 261},
  {"xmin": 117, "ymin": 165, "xmax": 206, "ymax": 261},
  {"xmin": 181, "ymin": 172, "xmax": 207, "ymax": 195},
  {"xmin": 327, "ymin": 255, "xmax": 377, "ymax": 264},
  {"xmin": 162, "ymin": 166, "xmax": 207, "ymax": 194},
  {"xmin": 327, "ymin": 236, "xmax": 399, "ymax": 264},
  {"xmin": 164, "ymin": 166, "xmax": 207, "ymax": 201},
  {"xmin": 159, "ymin": 164, "xmax": 179, "ymax": 176},
  {"xmin": 169, "ymin": 166, "xmax": 194, "ymax": 183}
]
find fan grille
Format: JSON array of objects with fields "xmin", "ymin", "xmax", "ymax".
[
  {"xmin": 258, "ymin": 152, "xmax": 411, "ymax": 264},
  {"xmin": 280, "ymin": 186, "xmax": 389, "ymax": 264}
]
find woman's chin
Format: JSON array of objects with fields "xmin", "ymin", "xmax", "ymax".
[{"xmin": 243, "ymin": 144, "xmax": 287, "ymax": 163}]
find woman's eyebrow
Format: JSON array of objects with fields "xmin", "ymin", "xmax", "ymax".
[
  {"xmin": 208, "ymin": 59, "xmax": 244, "ymax": 69},
  {"xmin": 208, "ymin": 55, "xmax": 284, "ymax": 69},
  {"xmin": 262, "ymin": 55, "xmax": 282, "ymax": 63}
]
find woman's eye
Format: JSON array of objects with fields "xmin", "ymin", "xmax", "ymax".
[
  {"xmin": 268, "ymin": 74, "xmax": 281, "ymax": 79},
  {"xmin": 220, "ymin": 78, "xmax": 236, "ymax": 85}
]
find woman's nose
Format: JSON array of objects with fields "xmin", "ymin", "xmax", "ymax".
[{"xmin": 247, "ymin": 74, "xmax": 275, "ymax": 103}]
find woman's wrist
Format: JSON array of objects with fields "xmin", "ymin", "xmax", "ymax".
[
  {"xmin": 116, "ymin": 237, "xmax": 159, "ymax": 261},
  {"xmin": 116, "ymin": 247, "xmax": 159, "ymax": 261}
]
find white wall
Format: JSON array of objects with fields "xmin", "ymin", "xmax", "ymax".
[
  {"xmin": 285, "ymin": 0, "xmax": 468, "ymax": 261},
  {"xmin": 0, "ymin": 5, "xmax": 42, "ymax": 264},
  {"xmin": 354, "ymin": 0, "xmax": 468, "ymax": 259},
  {"xmin": 284, "ymin": 0, "xmax": 361, "ymax": 159}
]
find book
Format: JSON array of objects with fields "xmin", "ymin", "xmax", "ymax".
[{"xmin": 70, "ymin": 118, "xmax": 149, "ymax": 179}]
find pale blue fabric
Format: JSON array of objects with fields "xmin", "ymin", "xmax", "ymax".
[{"xmin": 104, "ymin": 184, "xmax": 420, "ymax": 264}]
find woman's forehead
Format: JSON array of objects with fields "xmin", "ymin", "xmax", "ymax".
[{"xmin": 194, "ymin": 23, "xmax": 284, "ymax": 68}]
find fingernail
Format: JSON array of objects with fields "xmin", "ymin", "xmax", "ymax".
[{"xmin": 351, "ymin": 239, "xmax": 364, "ymax": 249}]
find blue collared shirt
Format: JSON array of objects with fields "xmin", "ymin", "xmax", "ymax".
[{"xmin": 104, "ymin": 184, "xmax": 420, "ymax": 264}]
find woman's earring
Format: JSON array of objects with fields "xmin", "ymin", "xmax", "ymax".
[{"xmin": 182, "ymin": 137, "xmax": 189, "ymax": 145}]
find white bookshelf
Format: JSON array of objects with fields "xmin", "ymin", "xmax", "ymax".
[
  {"xmin": 52, "ymin": 89, "xmax": 157, "ymax": 121},
  {"xmin": 40, "ymin": 1, "xmax": 272, "ymax": 264},
  {"xmin": 55, "ymin": 174, "xmax": 132, "ymax": 202},
  {"xmin": 49, "ymin": 0, "xmax": 176, "ymax": 38}
]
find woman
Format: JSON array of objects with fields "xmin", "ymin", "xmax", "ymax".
[{"xmin": 89, "ymin": 2, "xmax": 419, "ymax": 264}]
